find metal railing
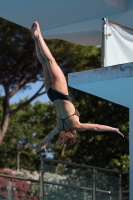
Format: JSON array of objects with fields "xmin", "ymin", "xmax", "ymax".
[
  {"xmin": 0, "ymin": 173, "xmax": 39, "ymax": 200},
  {"xmin": 0, "ymin": 158, "xmax": 129, "ymax": 200},
  {"xmin": 39, "ymin": 157, "xmax": 129, "ymax": 200},
  {"xmin": 0, "ymin": 173, "xmax": 129, "ymax": 200}
]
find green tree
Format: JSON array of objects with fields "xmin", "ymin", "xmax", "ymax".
[
  {"xmin": 0, "ymin": 17, "xmax": 100, "ymax": 145},
  {"xmin": 0, "ymin": 94, "xmax": 129, "ymax": 174},
  {"xmin": 68, "ymin": 91, "xmax": 129, "ymax": 172},
  {"xmin": 0, "ymin": 18, "xmax": 46, "ymax": 145},
  {"xmin": 0, "ymin": 18, "xmax": 129, "ymax": 178},
  {"xmin": 0, "ymin": 98, "xmax": 56, "ymax": 171}
]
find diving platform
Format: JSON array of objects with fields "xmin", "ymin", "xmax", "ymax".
[
  {"xmin": 68, "ymin": 62, "xmax": 133, "ymax": 199},
  {"xmin": 68, "ymin": 63, "xmax": 133, "ymax": 108}
]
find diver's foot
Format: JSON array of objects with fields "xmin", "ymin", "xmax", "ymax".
[{"xmin": 31, "ymin": 21, "xmax": 41, "ymax": 39}]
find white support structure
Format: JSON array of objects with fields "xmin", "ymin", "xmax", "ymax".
[
  {"xmin": 129, "ymin": 108, "xmax": 133, "ymax": 198},
  {"xmin": 101, "ymin": 18, "xmax": 133, "ymax": 67}
]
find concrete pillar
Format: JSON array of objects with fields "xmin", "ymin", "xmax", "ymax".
[{"xmin": 129, "ymin": 108, "xmax": 133, "ymax": 199}]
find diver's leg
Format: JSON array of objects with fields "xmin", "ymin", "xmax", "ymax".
[
  {"xmin": 31, "ymin": 21, "xmax": 68, "ymax": 94},
  {"xmin": 34, "ymin": 38, "xmax": 52, "ymax": 92}
]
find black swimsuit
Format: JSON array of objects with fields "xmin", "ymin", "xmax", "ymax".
[{"xmin": 47, "ymin": 88, "xmax": 79, "ymax": 130}]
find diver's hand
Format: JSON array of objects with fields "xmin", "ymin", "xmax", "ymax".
[
  {"xmin": 41, "ymin": 145, "xmax": 47, "ymax": 151},
  {"xmin": 115, "ymin": 128, "xmax": 124, "ymax": 137},
  {"xmin": 35, "ymin": 142, "xmax": 46, "ymax": 153}
]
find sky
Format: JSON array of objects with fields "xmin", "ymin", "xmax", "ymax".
[{"xmin": 0, "ymin": 81, "xmax": 50, "ymax": 105}]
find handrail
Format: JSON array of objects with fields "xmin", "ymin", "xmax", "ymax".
[
  {"xmin": 122, "ymin": 190, "xmax": 129, "ymax": 194},
  {"xmin": 43, "ymin": 180, "xmax": 118, "ymax": 195},
  {"xmin": 0, "ymin": 173, "xmax": 129, "ymax": 195},
  {"xmin": 42, "ymin": 158, "xmax": 128, "ymax": 175},
  {"xmin": 0, "ymin": 173, "xmax": 39, "ymax": 182}
]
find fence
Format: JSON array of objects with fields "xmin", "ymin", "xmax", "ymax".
[
  {"xmin": 0, "ymin": 173, "xmax": 39, "ymax": 200},
  {"xmin": 0, "ymin": 157, "xmax": 129, "ymax": 200},
  {"xmin": 39, "ymin": 158, "xmax": 129, "ymax": 200}
]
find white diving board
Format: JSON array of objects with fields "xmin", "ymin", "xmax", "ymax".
[{"xmin": 68, "ymin": 63, "xmax": 133, "ymax": 108}]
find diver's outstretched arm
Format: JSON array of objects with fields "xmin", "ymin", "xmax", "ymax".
[
  {"xmin": 77, "ymin": 123, "xmax": 124, "ymax": 137},
  {"xmin": 35, "ymin": 126, "xmax": 60, "ymax": 153}
]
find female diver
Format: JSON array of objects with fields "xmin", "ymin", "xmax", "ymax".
[{"xmin": 31, "ymin": 21, "xmax": 124, "ymax": 153}]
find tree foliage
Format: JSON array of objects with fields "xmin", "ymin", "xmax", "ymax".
[
  {"xmin": 0, "ymin": 18, "xmax": 129, "ymax": 184},
  {"xmin": 0, "ymin": 18, "xmax": 46, "ymax": 144},
  {"xmin": 0, "ymin": 98, "xmax": 55, "ymax": 170},
  {"xmin": 68, "ymin": 91, "xmax": 129, "ymax": 171},
  {"xmin": 0, "ymin": 17, "xmax": 101, "ymax": 144},
  {"xmin": 0, "ymin": 96, "xmax": 129, "ymax": 173}
]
